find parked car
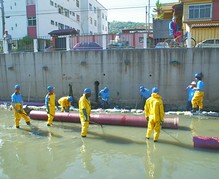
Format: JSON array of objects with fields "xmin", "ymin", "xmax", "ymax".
[
  {"xmin": 195, "ymin": 39, "xmax": 219, "ymax": 48},
  {"xmin": 155, "ymin": 42, "xmax": 169, "ymax": 48},
  {"xmin": 73, "ymin": 42, "xmax": 103, "ymax": 50}
]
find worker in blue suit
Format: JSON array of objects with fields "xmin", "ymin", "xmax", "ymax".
[
  {"xmin": 139, "ymin": 86, "xmax": 151, "ymax": 109},
  {"xmin": 98, "ymin": 87, "xmax": 110, "ymax": 109}
]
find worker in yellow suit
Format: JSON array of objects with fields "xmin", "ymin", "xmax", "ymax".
[
  {"xmin": 11, "ymin": 85, "xmax": 31, "ymax": 128},
  {"xmin": 58, "ymin": 96, "xmax": 73, "ymax": 112},
  {"xmin": 45, "ymin": 86, "xmax": 56, "ymax": 126},
  {"xmin": 145, "ymin": 87, "xmax": 164, "ymax": 142},
  {"xmin": 79, "ymin": 88, "xmax": 91, "ymax": 137},
  {"xmin": 191, "ymin": 73, "xmax": 204, "ymax": 113}
]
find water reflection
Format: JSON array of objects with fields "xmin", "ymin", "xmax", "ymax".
[
  {"xmin": 80, "ymin": 138, "xmax": 96, "ymax": 173},
  {"xmin": 19, "ymin": 125, "xmax": 63, "ymax": 138}
]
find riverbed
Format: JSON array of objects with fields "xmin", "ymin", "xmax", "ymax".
[{"xmin": 0, "ymin": 109, "xmax": 218, "ymax": 179}]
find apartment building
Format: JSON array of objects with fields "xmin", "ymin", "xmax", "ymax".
[
  {"xmin": 80, "ymin": 0, "xmax": 108, "ymax": 35},
  {"xmin": 0, "ymin": 0, "xmax": 108, "ymax": 38}
]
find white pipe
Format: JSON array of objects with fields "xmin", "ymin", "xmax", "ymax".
[
  {"xmin": 34, "ymin": 39, "xmax": 38, "ymax": 52},
  {"xmin": 143, "ymin": 33, "xmax": 147, "ymax": 48},
  {"xmin": 102, "ymin": 34, "xmax": 107, "ymax": 50},
  {"xmin": 3, "ymin": 39, "xmax": 8, "ymax": 54},
  {"xmin": 66, "ymin": 35, "xmax": 70, "ymax": 51}
]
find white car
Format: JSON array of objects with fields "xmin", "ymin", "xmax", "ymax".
[
  {"xmin": 155, "ymin": 42, "xmax": 169, "ymax": 48},
  {"xmin": 196, "ymin": 39, "xmax": 219, "ymax": 48}
]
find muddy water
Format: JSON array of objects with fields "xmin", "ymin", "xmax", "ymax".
[{"xmin": 0, "ymin": 109, "xmax": 219, "ymax": 179}]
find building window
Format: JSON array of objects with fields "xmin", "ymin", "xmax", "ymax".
[
  {"xmin": 58, "ymin": 6, "xmax": 64, "ymax": 14},
  {"xmin": 77, "ymin": 14, "xmax": 80, "ymax": 22},
  {"xmin": 89, "ymin": 3, "xmax": 92, "ymax": 11},
  {"xmin": 102, "ymin": 25, "xmax": 104, "ymax": 30},
  {"xmin": 55, "ymin": 3, "xmax": 57, "ymax": 8},
  {"xmin": 102, "ymin": 13, "xmax": 104, "ymax": 19},
  {"xmin": 51, "ymin": 20, "xmax": 54, "ymax": 25},
  {"xmin": 11, "ymin": 27, "xmax": 13, "ymax": 31},
  {"xmin": 94, "ymin": 7, "xmax": 96, "ymax": 13},
  {"xmin": 58, "ymin": 23, "xmax": 64, "ymax": 29},
  {"xmin": 105, "ymin": 15, "xmax": 107, "ymax": 21},
  {"xmin": 90, "ymin": 17, "xmax": 92, "ymax": 24},
  {"xmin": 76, "ymin": 0, "xmax": 79, "ymax": 8},
  {"xmin": 64, "ymin": 9, "xmax": 69, "ymax": 17},
  {"xmin": 15, "ymin": 23, "xmax": 17, "ymax": 27},
  {"xmin": 189, "ymin": 4, "xmax": 212, "ymax": 19},
  {"xmin": 50, "ymin": 0, "xmax": 54, "ymax": 6},
  {"xmin": 14, "ymin": 2, "xmax": 16, "ymax": 6},
  {"xmin": 90, "ymin": 31, "xmax": 93, "ymax": 35},
  {"xmin": 55, "ymin": 22, "xmax": 57, "ymax": 26},
  {"xmin": 105, "ymin": 26, "xmax": 107, "ymax": 31},
  {"xmin": 77, "ymin": 29, "xmax": 80, "ymax": 34},
  {"xmin": 94, "ymin": 20, "xmax": 97, "ymax": 26},
  {"xmin": 72, "ymin": 12, "xmax": 75, "ymax": 16},
  {"xmin": 28, "ymin": 17, "xmax": 36, "ymax": 26},
  {"xmin": 65, "ymin": 25, "xmax": 70, "ymax": 29}
]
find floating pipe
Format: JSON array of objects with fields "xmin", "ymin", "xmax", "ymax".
[
  {"xmin": 193, "ymin": 136, "xmax": 219, "ymax": 150},
  {"xmin": 30, "ymin": 110, "xmax": 179, "ymax": 129}
]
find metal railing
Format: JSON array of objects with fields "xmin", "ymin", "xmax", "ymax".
[{"xmin": 0, "ymin": 32, "xmax": 195, "ymax": 54}]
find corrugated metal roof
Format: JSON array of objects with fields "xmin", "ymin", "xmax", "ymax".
[{"xmin": 191, "ymin": 23, "xmax": 219, "ymax": 28}]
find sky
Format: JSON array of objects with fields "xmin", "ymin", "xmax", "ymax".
[{"xmin": 97, "ymin": 0, "xmax": 178, "ymax": 22}]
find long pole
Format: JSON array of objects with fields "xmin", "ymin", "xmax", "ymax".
[
  {"xmin": 148, "ymin": 0, "xmax": 150, "ymax": 25},
  {"xmin": 1, "ymin": 0, "xmax": 5, "ymax": 36},
  {"xmin": 145, "ymin": 6, "xmax": 147, "ymax": 30}
]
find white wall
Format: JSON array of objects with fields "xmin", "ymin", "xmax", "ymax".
[
  {"xmin": 2, "ymin": 0, "xmax": 27, "ymax": 39},
  {"xmin": 36, "ymin": 0, "xmax": 81, "ymax": 37},
  {"xmin": 80, "ymin": 0, "xmax": 108, "ymax": 35}
]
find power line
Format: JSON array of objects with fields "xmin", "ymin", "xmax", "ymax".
[{"xmin": 3, "ymin": 5, "xmax": 156, "ymax": 18}]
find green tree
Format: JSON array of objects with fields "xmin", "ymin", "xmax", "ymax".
[{"xmin": 152, "ymin": 0, "xmax": 164, "ymax": 20}]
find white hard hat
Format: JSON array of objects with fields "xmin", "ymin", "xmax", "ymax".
[{"xmin": 191, "ymin": 81, "xmax": 196, "ymax": 85}]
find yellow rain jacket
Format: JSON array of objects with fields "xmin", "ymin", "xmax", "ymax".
[
  {"xmin": 58, "ymin": 96, "xmax": 71, "ymax": 112},
  {"xmin": 79, "ymin": 94, "xmax": 91, "ymax": 137},
  {"xmin": 145, "ymin": 93, "xmax": 164, "ymax": 141},
  {"xmin": 45, "ymin": 93, "xmax": 56, "ymax": 125}
]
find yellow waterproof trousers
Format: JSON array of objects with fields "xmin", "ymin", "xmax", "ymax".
[
  {"xmin": 80, "ymin": 119, "xmax": 90, "ymax": 137},
  {"xmin": 13, "ymin": 104, "xmax": 30, "ymax": 127},
  {"xmin": 47, "ymin": 107, "xmax": 55, "ymax": 125},
  {"xmin": 61, "ymin": 107, "xmax": 69, "ymax": 112},
  {"xmin": 146, "ymin": 119, "xmax": 161, "ymax": 141},
  {"xmin": 192, "ymin": 91, "xmax": 204, "ymax": 110}
]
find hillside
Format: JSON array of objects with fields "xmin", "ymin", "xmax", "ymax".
[{"xmin": 109, "ymin": 20, "xmax": 146, "ymax": 34}]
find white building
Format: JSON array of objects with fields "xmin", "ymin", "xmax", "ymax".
[
  {"xmin": 0, "ymin": 0, "xmax": 108, "ymax": 39},
  {"xmin": 80, "ymin": 0, "xmax": 108, "ymax": 35}
]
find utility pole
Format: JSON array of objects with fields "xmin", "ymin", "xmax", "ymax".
[
  {"xmin": 145, "ymin": 6, "xmax": 147, "ymax": 31},
  {"xmin": 0, "ymin": 0, "xmax": 5, "ymax": 36},
  {"xmin": 148, "ymin": 0, "xmax": 150, "ymax": 28}
]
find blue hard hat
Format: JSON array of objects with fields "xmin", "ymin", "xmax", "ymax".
[
  {"xmin": 195, "ymin": 73, "xmax": 201, "ymax": 78},
  {"xmin": 152, "ymin": 87, "xmax": 159, "ymax": 93},
  {"xmin": 68, "ymin": 96, "xmax": 73, "ymax": 102},
  {"xmin": 15, "ymin": 85, "xmax": 20, "ymax": 89},
  {"xmin": 140, "ymin": 86, "xmax": 144, "ymax": 91},
  {"xmin": 104, "ymin": 87, "xmax": 109, "ymax": 92},
  {"xmin": 47, "ymin": 86, "xmax": 55, "ymax": 91},
  {"xmin": 84, "ymin": 88, "xmax": 91, "ymax": 93},
  {"xmin": 172, "ymin": 17, "xmax": 176, "ymax": 20}
]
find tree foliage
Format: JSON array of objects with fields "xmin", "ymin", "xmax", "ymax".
[
  {"xmin": 152, "ymin": 0, "xmax": 164, "ymax": 20},
  {"xmin": 109, "ymin": 20, "xmax": 146, "ymax": 34}
]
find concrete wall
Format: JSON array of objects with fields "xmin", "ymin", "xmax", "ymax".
[{"xmin": 0, "ymin": 49, "xmax": 219, "ymax": 110}]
